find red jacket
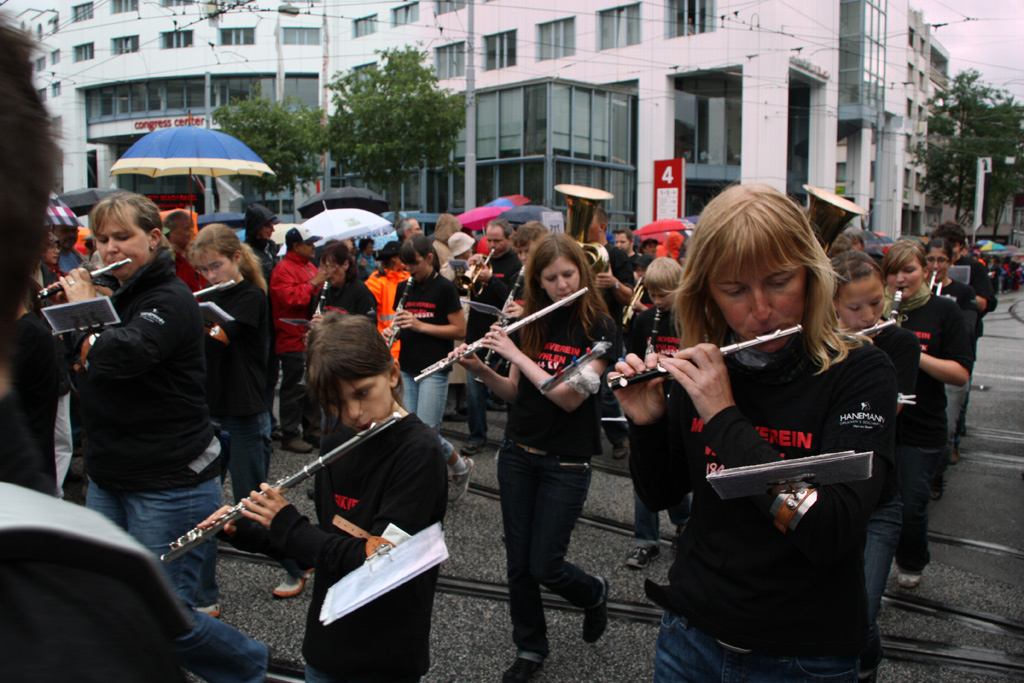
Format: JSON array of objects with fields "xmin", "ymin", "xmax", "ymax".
[
  {"xmin": 270, "ymin": 251, "xmax": 318, "ymax": 354},
  {"xmin": 174, "ymin": 250, "xmax": 207, "ymax": 293}
]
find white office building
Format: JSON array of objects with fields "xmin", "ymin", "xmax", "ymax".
[{"xmin": 14, "ymin": 0, "xmax": 929, "ymax": 234}]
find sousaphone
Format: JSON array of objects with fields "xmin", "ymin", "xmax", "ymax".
[
  {"xmin": 803, "ymin": 184, "xmax": 867, "ymax": 252},
  {"xmin": 555, "ymin": 184, "xmax": 614, "ymax": 273}
]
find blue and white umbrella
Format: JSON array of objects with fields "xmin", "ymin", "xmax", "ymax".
[{"xmin": 110, "ymin": 126, "xmax": 274, "ymax": 178}]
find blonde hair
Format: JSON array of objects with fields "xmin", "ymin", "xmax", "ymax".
[
  {"xmin": 190, "ymin": 223, "xmax": 268, "ymax": 293},
  {"xmin": 881, "ymin": 239, "xmax": 927, "ymax": 276},
  {"xmin": 90, "ymin": 191, "xmax": 162, "ymax": 239},
  {"xmin": 676, "ymin": 184, "xmax": 853, "ymax": 373},
  {"xmin": 643, "ymin": 257, "xmax": 682, "ymax": 294}
]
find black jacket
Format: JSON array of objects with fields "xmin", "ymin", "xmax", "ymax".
[{"xmin": 78, "ymin": 250, "xmax": 218, "ymax": 491}]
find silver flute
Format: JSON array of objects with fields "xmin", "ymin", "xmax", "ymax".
[
  {"xmin": 415, "ymin": 287, "xmax": 589, "ymax": 382},
  {"xmin": 607, "ymin": 325, "xmax": 804, "ymax": 390},
  {"xmin": 193, "ymin": 281, "xmax": 235, "ymax": 298},
  {"xmin": 38, "ymin": 258, "xmax": 132, "ymax": 300},
  {"xmin": 160, "ymin": 414, "xmax": 401, "ymax": 563}
]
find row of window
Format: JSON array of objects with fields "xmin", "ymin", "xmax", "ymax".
[
  {"xmin": 73, "ymin": 0, "xmax": 198, "ymax": 21},
  {"xmin": 71, "ymin": 27, "xmax": 321, "ymax": 63}
]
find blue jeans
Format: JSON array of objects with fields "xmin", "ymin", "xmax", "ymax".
[
  {"xmin": 936, "ymin": 380, "xmax": 969, "ymax": 479},
  {"xmin": 465, "ymin": 369, "xmax": 489, "ymax": 446},
  {"xmin": 634, "ymin": 492, "xmax": 690, "ymax": 547},
  {"xmin": 402, "ymin": 370, "xmax": 454, "ymax": 460},
  {"xmin": 497, "ymin": 441, "xmax": 603, "ymax": 659},
  {"xmin": 895, "ymin": 444, "xmax": 941, "ymax": 572},
  {"xmin": 87, "ymin": 477, "xmax": 268, "ymax": 683},
  {"xmin": 861, "ymin": 494, "xmax": 902, "ymax": 672},
  {"xmin": 305, "ymin": 662, "xmax": 419, "ymax": 683},
  {"xmin": 654, "ymin": 611, "xmax": 858, "ymax": 682}
]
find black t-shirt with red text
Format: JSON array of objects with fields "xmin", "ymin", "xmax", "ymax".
[
  {"xmin": 394, "ymin": 273, "xmax": 461, "ymax": 375},
  {"xmin": 899, "ymin": 294, "xmax": 974, "ymax": 449},
  {"xmin": 627, "ymin": 305, "xmax": 679, "ymax": 357},
  {"xmin": 310, "ymin": 281, "xmax": 377, "ymax": 320},
  {"xmin": 467, "ymin": 250, "xmax": 522, "ymax": 343},
  {"xmin": 203, "ymin": 280, "xmax": 268, "ymax": 417},
  {"xmin": 505, "ymin": 308, "xmax": 616, "ymax": 457}
]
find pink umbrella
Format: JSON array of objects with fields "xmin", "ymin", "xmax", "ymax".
[
  {"xmin": 634, "ymin": 217, "xmax": 698, "ymax": 243},
  {"xmin": 455, "ymin": 205, "xmax": 511, "ymax": 231}
]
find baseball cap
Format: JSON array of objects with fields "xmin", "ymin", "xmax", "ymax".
[{"xmin": 285, "ymin": 226, "xmax": 320, "ymax": 247}]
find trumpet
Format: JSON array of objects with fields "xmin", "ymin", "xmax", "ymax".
[
  {"xmin": 160, "ymin": 414, "xmax": 402, "ymax": 563},
  {"xmin": 607, "ymin": 325, "xmax": 803, "ymax": 390},
  {"xmin": 415, "ymin": 287, "xmax": 588, "ymax": 382},
  {"xmin": 38, "ymin": 258, "xmax": 132, "ymax": 300},
  {"xmin": 455, "ymin": 248, "xmax": 494, "ymax": 296},
  {"xmin": 386, "ymin": 275, "xmax": 415, "ymax": 350},
  {"xmin": 193, "ymin": 281, "xmax": 235, "ymax": 299},
  {"xmin": 622, "ymin": 277, "xmax": 645, "ymax": 330}
]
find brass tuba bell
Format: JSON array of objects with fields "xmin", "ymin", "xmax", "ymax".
[
  {"xmin": 555, "ymin": 184, "xmax": 614, "ymax": 273},
  {"xmin": 803, "ymin": 185, "xmax": 868, "ymax": 252}
]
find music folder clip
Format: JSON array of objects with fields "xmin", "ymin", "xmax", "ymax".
[
  {"xmin": 42, "ymin": 297, "xmax": 121, "ymax": 335},
  {"xmin": 705, "ymin": 450, "xmax": 874, "ymax": 500}
]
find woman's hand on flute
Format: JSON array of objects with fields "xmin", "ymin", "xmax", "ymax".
[
  {"xmin": 198, "ymin": 505, "xmax": 239, "ymax": 536},
  {"xmin": 478, "ymin": 323, "xmax": 518, "ymax": 362},
  {"xmin": 613, "ymin": 352, "xmax": 668, "ymax": 425},
  {"xmin": 240, "ymin": 484, "xmax": 290, "ymax": 530},
  {"xmin": 661, "ymin": 344, "xmax": 735, "ymax": 424},
  {"xmin": 61, "ymin": 266, "xmax": 97, "ymax": 303},
  {"xmin": 452, "ymin": 343, "xmax": 485, "ymax": 373}
]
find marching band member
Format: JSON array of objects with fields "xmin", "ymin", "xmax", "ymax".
[
  {"xmin": 365, "ymin": 240, "xmax": 407, "ymax": 359},
  {"xmin": 310, "ymin": 241, "xmax": 376, "ymax": 323},
  {"xmin": 614, "ymin": 184, "xmax": 897, "ymax": 682},
  {"xmin": 457, "ymin": 233, "xmax": 615, "ymax": 683},
  {"xmin": 203, "ymin": 314, "xmax": 447, "ymax": 683}
]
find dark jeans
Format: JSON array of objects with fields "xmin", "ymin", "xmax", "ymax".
[
  {"xmin": 861, "ymin": 494, "xmax": 902, "ymax": 672},
  {"xmin": 895, "ymin": 444, "xmax": 941, "ymax": 572},
  {"xmin": 633, "ymin": 491, "xmax": 690, "ymax": 547},
  {"xmin": 465, "ymin": 369, "xmax": 488, "ymax": 446},
  {"xmin": 265, "ymin": 347, "xmax": 280, "ymax": 430},
  {"xmin": 305, "ymin": 662, "xmax": 419, "ymax": 683},
  {"xmin": 654, "ymin": 611, "xmax": 857, "ymax": 682},
  {"xmin": 497, "ymin": 441, "xmax": 603, "ymax": 659},
  {"xmin": 278, "ymin": 351, "xmax": 312, "ymax": 439},
  {"xmin": 599, "ymin": 369, "xmax": 628, "ymax": 447}
]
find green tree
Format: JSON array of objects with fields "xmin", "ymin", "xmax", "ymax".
[
  {"xmin": 913, "ymin": 70, "xmax": 1024, "ymax": 227},
  {"xmin": 327, "ymin": 46, "xmax": 465, "ymax": 208},
  {"xmin": 213, "ymin": 92, "xmax": 326, "ymax": 203}
]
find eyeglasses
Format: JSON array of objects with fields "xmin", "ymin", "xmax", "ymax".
[{"xmin": 926, "ymin": 256, "xmax": 950, "ymax": 265}]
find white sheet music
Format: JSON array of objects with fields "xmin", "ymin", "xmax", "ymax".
[{"xmin": 319, "ymin": 522, "xmax": 448, "ymax": 625}]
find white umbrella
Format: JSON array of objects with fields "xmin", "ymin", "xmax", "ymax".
[{"xmin": 302, "ymin": 208, "xmax": 393, "ymax": 243}]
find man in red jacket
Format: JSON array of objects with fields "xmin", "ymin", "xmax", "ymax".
[{"xmin": 270, "ymin": 226, "xmax": 326, "ymax": 453}]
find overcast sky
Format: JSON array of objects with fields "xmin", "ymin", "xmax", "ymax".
[{"xmin": 914, "ymin": 1, "xmax": 1024, "ymax": 102}]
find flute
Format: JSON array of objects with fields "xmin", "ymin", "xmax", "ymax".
[
  {"xmin": 37, "ymin": 258, "xmax": 131, "ymax": 300},
  {"xmin": 415, "ymin": 287, "xmax": 589, "ymax": 382},
  {"xmin": 193, "ymin": 281, "xmax": 235, "ymax": 298},
  {"xmin": 160, "ymin": 414, "xmax": 402, "ymax": 563},
  {"xmin": 607, "ymin": 325, "xmax": 803, "ymax": 390}
]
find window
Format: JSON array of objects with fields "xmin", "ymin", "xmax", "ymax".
[
  {"xmin": 111, "ymin": 0, "xmax": 137, "ymax": 13},
  {"xmin": 538, "ymin": 18, "xmax": 574, "ymax": 61},
  {"xmin": 600, "ymin": 4, "xmax": 641, "ymax": 49},
  {"xmin": 52, "ymin": 82, "xmax": 62, "ymax": 98},
  {"xmin": 34, "ymin": 57, "xmax": 46, "ymax": 72},
  {"xmin": 435, "ymin": 42, "xmax": 465, "ymax": 79},
  {"xmin": 112, "ymin": 35, "xmax": 139, "ymax": 55},
  {"xmin": 161, "ymin": 30, "xmax": 193, "ymax": 49},
  {"xmin": 37, "ymin": 88, "xmax": 48, "ymax": 102},
  {"xmin": 392, "ymin": 2, "xmax": 418, "ymax": 26},
  {"xmin": 73, "ymin": 43, "xmax": 95, "ymax": 62},
  {"xmin": 162, "ymin": 0, "xmax": 194, "ymax": 6},
  {"xmin": 354, "ymin": 14, "xmax": 377, "ymax": 38},
  {"xmin": 51, "ymin": 49, "xmax": 60, "ymax": 65},
  {"xmin": 668, "ymin": 0, "xmax": 714, "ymax": 38},
  {"xmin": 836, "ymin": 162, "xmax": 847, "ymax": 182},
  {"xmin": 484, "ymin": 30, "xmax": 516, "ymax": 70},
  {"xmin": 674, "ymin": 74, "xmax": 743, "ymax": 166},
  {"xmin": 436, "ymin": 0, "xmax": 465, "ymax": 14},
  {"xmin": 282, "ymin": 27, "xmax": 320, "ymax": 45},
  {"xmin": 72, "ymin": 3, "xmax": 94, "ymax": 22},
  {"xmin": 220, "ymin": 28, "xmax": 254, "ymax": 45}
]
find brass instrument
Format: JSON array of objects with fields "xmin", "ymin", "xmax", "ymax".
[
  {"xmin": 804, "ymin": 185, "xmax": 868, "ymax": 252},
  {"xmin": 455, "ymin": 248, "xmax": 494, "ymax": 296},
  {"xmin": 38, "ymin": 258, "xmax": 132, "ymax": 300},
  {"xmin": 555, "ymin": 184, "xmax": 614, "ymax": 273},
  {"xmin": 622, "ymin": 277, "xmax": 645, "ymax": 330},
  {"xmin": 161, "ymin": 414, "xmax": 401, "ymax": 563},
  {"xmin": 607, "ymin": 325, "xmax": 803, "ymax": 389},
  {"xmin": 387, "ymin": 275, "xmax": 416, "ymax": 350}
]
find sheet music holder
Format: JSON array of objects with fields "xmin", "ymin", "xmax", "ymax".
[
  {"xmin": 460, "ymin": 300, "xmax": 504, "ymax": 318},
  {"xmin": 319, "ymin": 522, "xmax": 448, "ymax": 626},
  {"xmin": 448, "ymin": 259, "xmax": 470, "ymax": 273},
  {"xmin": 706, "ymin": 450, "xmax": 874, "ymax": 500},
  {"xmin": 199, "ymin": 301, "xmax": 235, "ymax": 327},
  {"xmin": 280, "ymin": 317, "xmax": 312, "ymax": 328},
  {"xmin": 947, "ymin": 264, "xmax": 970, "ymax": 285},
  {"xmin": 42, "ymin": 297, "xmax": 121, "ymax": 335}
]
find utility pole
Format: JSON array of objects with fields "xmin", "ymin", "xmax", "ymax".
[
  {"xmin": 972, "ymin": 156, "xmax": 992, "ymax": 247},
  {"xmin": 464, "ymin": 0, "xmax": 476, "ymax": 211}
]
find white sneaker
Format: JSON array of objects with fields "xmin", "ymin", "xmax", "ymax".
[
  {"xmin": 897, "ymin": 566, "xmax": 922, "ymax": 589},
  {"xmin": 449, "ymin": 457, "xmax": 474, "ymax": 502},
  {"xmin": 273, "ymin": 568, "xmax": 313, "ymax": 599},
  {"xmin": 195, "ymin": 603, "xmax": 220, "ymax": 618}
]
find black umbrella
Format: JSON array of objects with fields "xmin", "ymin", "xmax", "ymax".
[
  {"xmin": 298, "ymin": 187, "xmax": 389, "ymax": 219},
  {"xmin": 500, "ymin": 204, "xmax": 556, "ymax": 227},
  {"xmin": 59, "ymin": 188, "xmax": 119, "ymax": 217}
]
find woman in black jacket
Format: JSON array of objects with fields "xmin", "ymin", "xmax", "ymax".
[
  {"xmin": 61, "ymin": 191, "xmax": 267, "ymax": 683},
  {"xmin": 614, "ymin": 184, "xmax": 898, "ymax": 682}
]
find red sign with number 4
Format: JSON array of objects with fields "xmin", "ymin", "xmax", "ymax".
[{"xmin": 653, "ymin": 159, "xmax": 684, "ymax": 221}]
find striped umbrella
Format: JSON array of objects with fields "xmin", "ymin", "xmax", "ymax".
[{"xmin": 47, "ymin": 194, "xmax": 83, "ymax": 227}]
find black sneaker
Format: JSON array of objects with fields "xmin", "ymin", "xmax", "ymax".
[
  {"xmin": 624, "ymin": 545, "xmax": 659, "ymax": 569},
  {"xmin": 582, "ymin": 576, "xmax": 608, "ymax": 643},
  {"xmin": 461, "ymin": 442, "xmax": 484, "ymax": 456},
  {"xmin": 930, "ymin": 475, "xmax": 944, "ymax": 501},
  {"xmin": 502, "ymin": 657, "xmax": 543, "ymax": 683}
]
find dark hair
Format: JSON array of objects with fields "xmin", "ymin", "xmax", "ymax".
[
  {"xmin": 640, "ymin": 238, "xmax": 659, "ymax": 250},
  {"xmin": 932, "ymin": 221, "xmax": 966, "ymax": 248},
  {"xmin": 512, "ymin": 221, "xmax": 547, "ymax": 247},
  {"xmin": 595, "ymin": 206, "xmax": 608, "ymax": 225},
  {"xmin": 520, "ymin": 233, "xmax": 609, "ymax": 359},
  {"xmin": 358, "ymin": 237, "xmax": 374, "ymax": 252},
  {"xmin": 399, "ymin": 234, "xmax": 438, "ymax": 272},
  {"xmin": 612, "ymin": 226, "xmax": 634, "ymax": 241},
  {"xmin": 925, "ymin": 237, "xmax": 953, "ymax": 260},
  {"xmin": 163, "ymin": 210, "xmax": 192, "ymax": 232},
  {"xmin": 321, "ymin": 241, "xmax": 357, "ymax": 285},
  {"xmin": 0, "ymin": 20, "xmax": 58, "ymax": 366},
  {"xmin": 831, "ymin": 249, "xmax": 884, "ymax": 289},
  {"xmin": 306, "ymin": 315, "xmax": 403, "ymax": 431},
  {"xmin": 486, "ymin": 218, "xmax": 514, "ymax": 238}
]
